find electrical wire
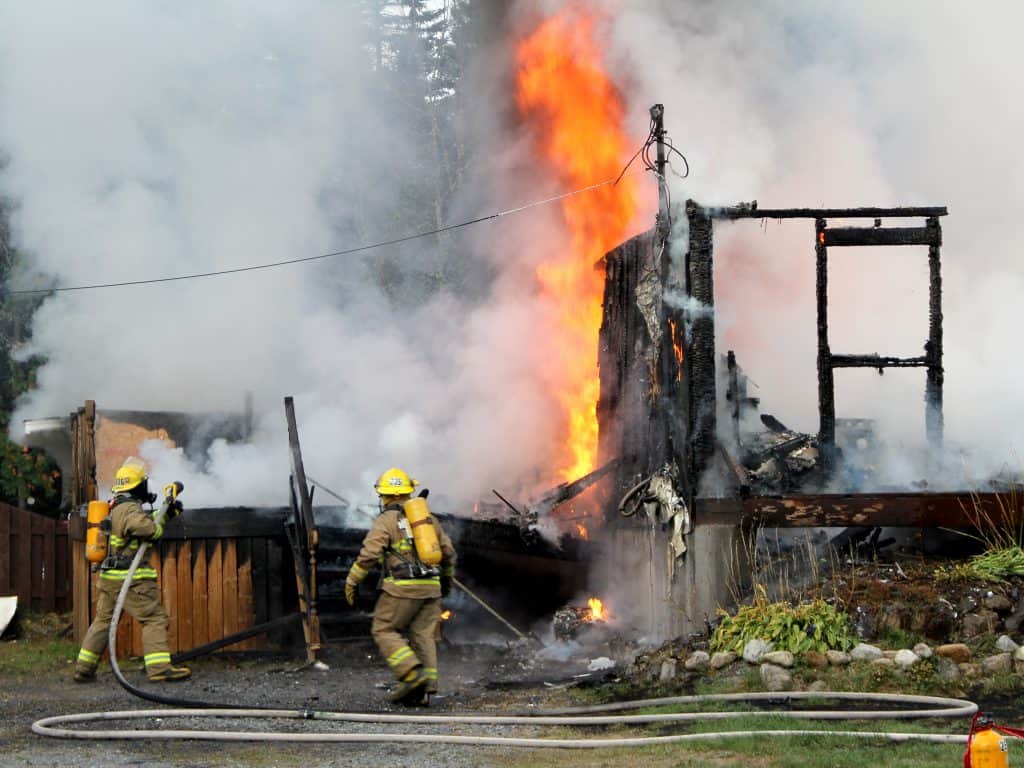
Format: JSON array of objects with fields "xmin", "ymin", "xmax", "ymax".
[{"xmin": 6, "ymin": 174, "xmax": 640, "ymax": 297}]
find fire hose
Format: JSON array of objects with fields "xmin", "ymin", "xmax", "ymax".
[{"xmin": 30, "ymin": 489, "xmax": 1001, "ymax": 749}]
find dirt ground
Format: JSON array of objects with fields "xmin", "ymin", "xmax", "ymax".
[{"xmin": 0, "ymin": 628, "xmax": 613, "ymax": 768}]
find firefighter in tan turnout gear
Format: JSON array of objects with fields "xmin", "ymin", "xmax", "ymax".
[
  {"xmin": 74, "ymin": 458, "xmax": 192, "ymax": 683},
  {"xmin": 345, "ymin": 467, "xmax": 456, "ymax": 706}
]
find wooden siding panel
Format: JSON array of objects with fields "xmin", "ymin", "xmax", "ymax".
[
  {"xmin": 207, "ymin": 540, "xmax": 223, "ymax": 645},
  {"xmin": 176, "ymin": 540, "xmax": 192, "ymax": 651},
  {"xmin": 192, "ymin": 540, "xmax": 208, "ymax": 647},
  {"xmin": 222, "ymin": 541, "xmax": 239, "ymax": 649},
  {"xmin": 236, "ymin": 539, "xmax": 253, "ymax": 650},
  {"xmin": 161, "ymin": 542, "xmax": 178, "ymax": 652}
]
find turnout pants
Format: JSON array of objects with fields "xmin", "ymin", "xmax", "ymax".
[
  {"xmin": 76, "ymin": 578, "xmax": 174, "ymax": 676},
  {"xmin": 371, "ymin": 593, "xmax": 441, "ymax": 692}
]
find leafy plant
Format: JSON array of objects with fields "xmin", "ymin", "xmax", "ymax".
[{"xmin": 711, "ymin": 584, "xmax": 856, "ymax": 655}]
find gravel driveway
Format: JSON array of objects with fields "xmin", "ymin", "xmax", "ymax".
[{"xmin": 1, "ymin": 635, "xmax": 609, "ymax": 768}]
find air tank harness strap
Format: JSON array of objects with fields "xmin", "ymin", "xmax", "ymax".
[{"xmin": 385, "ymin": 542, "xmax": 440, "ymax": 580}]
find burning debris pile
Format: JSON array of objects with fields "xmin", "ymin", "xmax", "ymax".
[
  {"xmin": 553, "ymin": 597, "xmax": 610, "ymax": 642},
  {"xmin": 742, "ymin": 415, "xmax": 821, "ymax": 493}
]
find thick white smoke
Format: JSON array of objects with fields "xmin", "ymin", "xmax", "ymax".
[
  {"xmin": 3, "ymin": 1, "xmax": 1021, "ymax": 513},
  {"xmin": 0, "ymin": 1, "xmax": 569, "ymax": 508},
  {"xmin": 599, "ymin": 0, "xmax": 1024, "ymax": 487}
]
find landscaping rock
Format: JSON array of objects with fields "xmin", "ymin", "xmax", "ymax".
[
  {"xmin": 958, "ymin": 662, "xmax": 981, "ymax": 678},
  {"xmin": 761, "ymin": 651, "xmax": 794, "ymax": 668},
  {"xmin": 912, "ymin": 642, "xmax": 933, "ymax": 659},
  {"xmin": 935, "ymin": 656, "xmax": 962, "ymax": 682},
  {"xmin": 936, "ymin": 643, "xmax": 972, "ymax": 663},
  {"xmin": 760, "ymin": 663, "xmax": 792, "ymax": 692},
  {"xmin": 984, "ymin": 594, "xmax": 1014, "ymax": 613},
  {"xmin": 850, "ymin": 643, "xmax": 883, "ymax": 661},
  {"xmin": 851, "ymin": 606, "xmax": 876, "ymax": 638},
  {"xmin": 872, "ymin": 657, "xmax": 895, "ymax": 668},
  {"xmin": 921, "ymin": 600, "xmax": 956, "ymax": 640},
  {"xmin": 659, "ymin": 658, "xmax": 678, "ymax": 681},
  {"xmin": 710, "ymin": 651, "xmax": 737, "ymax": 670},
  {"xmin": 962, "ymin": 610, "xmax": 1000, "ymax": 638},
  {"xmin": 807, "ymin": 680, "xmax": 828, "ymax": 693},
  {"xmin": 893, "ymin": 649, "xmax": 920, "ymax": 668},
  {"xmin": 879, "ymin": 604, "xmax": 913, "ymax": 634},
  {"xmin": 1015, "ymin": 646, "xmax": 1024, "ymax": 663},
  {"xmin": 882, "ymin": 650, "xmax": 898, "ymax": 660},
  {"xmin": 995, "ymin": 635, "xmax": 1020, "ymax": 653},
  {"xmin": 959, "ymin": 595, "xmax": 978, "ymax": 615},
  {"xmin": 826, "ymin": 650, "xmax": 851, "ymax": 666},
  {"xmin": 982, "ymin": 653, "xmax": 1013, "ymax": 675},
  {"xmin": 743, "ymin": 639, "xmax": 773, "ymax": 664},
  {"xmin": 1006, "ymin": 597, "xmax": 1024, "ymax": 632},
  {"xmin": 684, "ymin": 651, "xmax": 710, "ymax": 672},
  {"xmin": 804, "ymin": 651, "xmax": 828, "ymax": 669}
]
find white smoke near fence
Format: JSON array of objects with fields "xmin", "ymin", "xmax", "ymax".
[{"xmin": 0, "ymin": 1, "xmax": 569, "ymax": 509}]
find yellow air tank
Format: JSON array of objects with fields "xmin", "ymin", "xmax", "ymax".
[
  {"xmin": 85, "ymin": 500, "xmax": 111, "ymax": 564},
  {"xmin": 969, "ymin": 724, "xmax": 1009, "ymax": 768},
  {"xmin": 403, "ymin": 497, "xmax": 442, "ymax": 567}
]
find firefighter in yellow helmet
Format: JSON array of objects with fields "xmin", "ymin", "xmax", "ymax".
[
  {"xmin": 345, "ymin": 467, "xmax": 456, "ymax": 706},
  {"xmin": 73, "ymin": 457, "xmax": 192, "ymax": 683}
]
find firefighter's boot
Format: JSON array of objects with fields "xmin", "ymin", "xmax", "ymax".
[
  {"xmin": 73, "ymin": 666, "xmax": 97, "ymax": 683},
  {"xmin": 147, "ymin": 665, "xmax": 192, "ymax": 682},
  {"xmin": 390, "ymin": 666, "xmax": 428, "ymax": 705}
]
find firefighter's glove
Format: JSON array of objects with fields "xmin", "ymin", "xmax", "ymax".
[
  {"xmin": 169, "ymin": 500, "xmax": 184, "ymax": 518},
  {"xmin": 345, "ymin": 580, "xmax": 357, "ymax": 607},
  {"xmin": 440, "ymin": 575, "xmax": 451, "ymax": 598}
]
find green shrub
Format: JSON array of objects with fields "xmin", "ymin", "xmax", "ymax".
[{"xmin": 711, "ymin": 585, "xmax": 856, "ymax": 655}]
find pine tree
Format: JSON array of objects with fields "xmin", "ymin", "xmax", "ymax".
[{"xmin": 0, "ymin": 178, "xmax": 61, "ymax": 514}]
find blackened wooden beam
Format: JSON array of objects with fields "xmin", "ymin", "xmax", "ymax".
[
  {"xmin": 707, "ymin": 204, "xmax": 948, "ymax": 220},
  {"xmin": 163, "ymin": 507, "xmax": 289, "ymax": 539},
  {"xmin": 822, "ymin": 226, "xmax": 940, "ymax": 247},
  {"xmin": 171, "ymin": 612, "xmax": 301, "ymax": 663},
  {"xmin": 926, "ymin": 217, "xmax": 944, "ymax": 448},
  {"xmin": 830, "ymin": 355, "xmax": 928, "ymax": 368},
  {"xmin": 815, "ymin": 218, "xmax": 835, "ymax": 472},
  {"xmin": 697, "ymin": 492, "xmax": 1012, "ymax": 528},
  {"xmin": 685, "ymin": 201, "xmax": 717, "ymax": 489}
]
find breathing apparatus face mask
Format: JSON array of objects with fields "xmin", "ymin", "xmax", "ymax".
[{"xmin": 133, "ymin": 479, "xmax": 157, "ymax": 505}]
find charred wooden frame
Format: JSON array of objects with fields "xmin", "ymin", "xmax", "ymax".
[
  {"xmin": 688, "ymin": 202, "xmax": 947, "ymax": 477},
  {"xmin": 698, "ymin": 491, "xmax": 1012, "ymax": 529}
]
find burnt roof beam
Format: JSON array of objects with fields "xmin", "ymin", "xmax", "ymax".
[
  {"xmin": 830, "ymin": 355, "xmax": 928, "ymax": 369},
  {"xmin": 706, "ymin": 204, "xmax": 948, "ymax": 220},
  {"xmin": 823, "ymin": 226, "xmax": 940, "ymax": 247}
]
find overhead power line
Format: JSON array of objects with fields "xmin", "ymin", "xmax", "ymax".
[{"xmin": 7, "ymin": 173, "xmax": 643, "ymax": 297}]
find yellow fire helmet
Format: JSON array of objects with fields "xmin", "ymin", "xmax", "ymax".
[
  {"xmin": 112, "ymin": 456, "xmax": 148, "ymax": 494},
  {"xmin": 374, "ymin": 467, "xmax": 418, "ymax": 496}
]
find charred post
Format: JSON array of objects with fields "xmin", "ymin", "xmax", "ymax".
[
  {"xmin": 926, "ymin": 217, "xmax": 944, "ymax": 450},
  {"xmin": 815, "ymin": 218, "xmax": 836, "ymax": 473},
  {"xmin": 726, "ymin": 350, "xmax": 741, "ymax": 448},
  {"xmin": 685, "ymin": 201, "xmax": 717, "ymax": 493}
]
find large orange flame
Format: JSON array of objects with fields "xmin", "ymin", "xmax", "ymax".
[{"xmin": 516, "ymin": 8, "xmax": 642, "ymax": 482}]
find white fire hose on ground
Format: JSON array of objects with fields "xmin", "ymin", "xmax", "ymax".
[
  {"xmin": 33, "ymin": 484, "xmax": 981, "ymax": 748},
  {"xmin": 33, "ymin": 691, "xmax": 978, "ymax": 747}
]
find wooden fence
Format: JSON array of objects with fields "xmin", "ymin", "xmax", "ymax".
[
  {"xmin": 70, "ymin": 507, "xmax": 296, "ymax": 658},
  {"xmin": 0, "ymin": 502, "xmax": 72, "ymax": 612}
]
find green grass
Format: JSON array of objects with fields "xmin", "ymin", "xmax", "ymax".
[
  {"xmin": 0, "ymin": 637, "xmax": 78, "ymax": 674},
  {"xmin": 487, "ymin": 724, "xmax": 963, "ymax": 768}
]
